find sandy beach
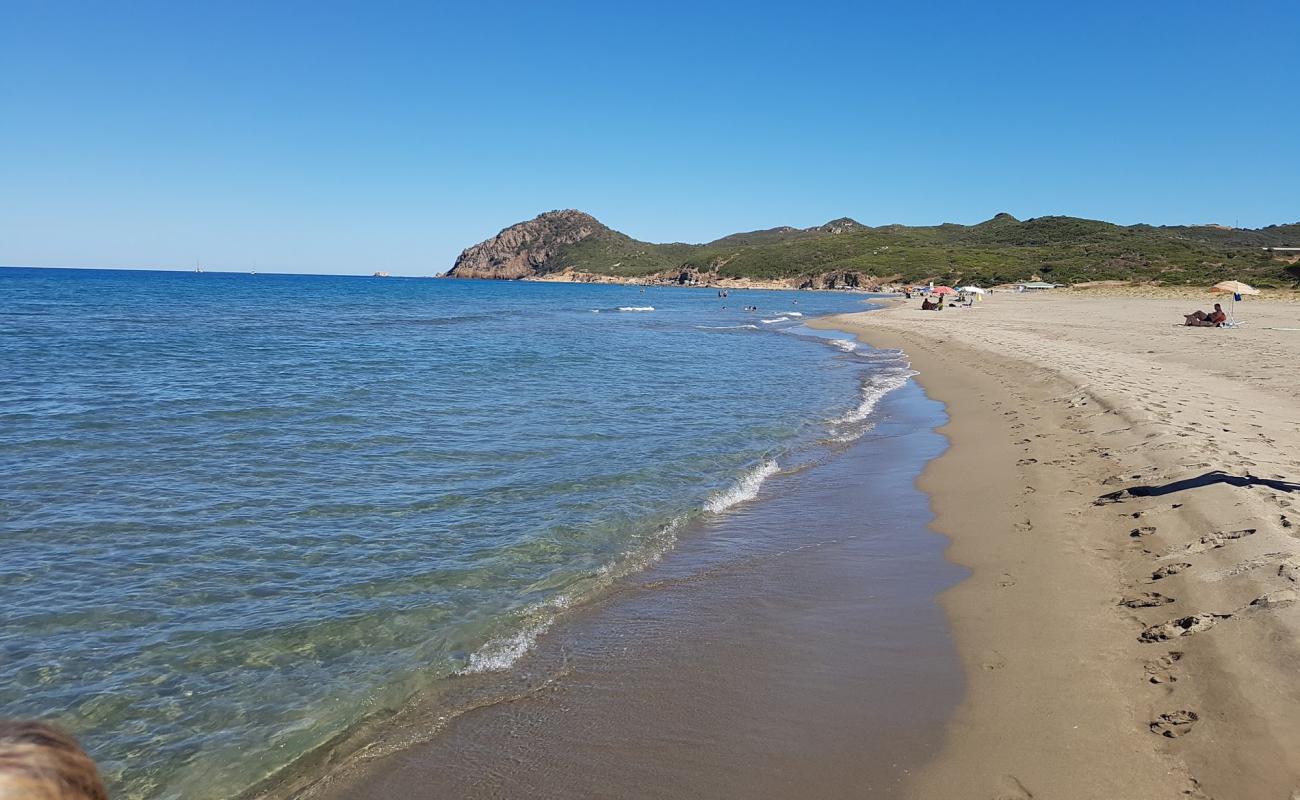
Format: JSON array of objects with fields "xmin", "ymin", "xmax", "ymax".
[{"xmin": 813, "ymin": 291, "xmax": 1300, "ymax": 799}]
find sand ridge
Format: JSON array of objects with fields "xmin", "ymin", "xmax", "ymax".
[{"xmin": 814, "ymin": 292, "xmax": 1300, "ymax": 799}]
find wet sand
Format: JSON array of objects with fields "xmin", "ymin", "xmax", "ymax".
[
  {"xmin": 814, "ymin": 292, "xmax": 1300, "ymax": 799},
  {"xmin": 263, "ymin": 383, "xmax": 964, "ymax": 799}
]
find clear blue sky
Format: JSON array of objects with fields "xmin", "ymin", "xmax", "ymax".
[{"xmin": 3, "ymin": 1, "xmax": 1298, "ymax": 275}]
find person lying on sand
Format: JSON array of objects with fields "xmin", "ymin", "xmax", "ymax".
[{"xmin": 1184, "ymin": 303, "xmax": 1227, "ymax": 327}]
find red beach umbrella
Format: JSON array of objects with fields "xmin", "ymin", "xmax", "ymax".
[{"xmin": 932, "ymin": 286, "xmax": 956, "ymax": 296}]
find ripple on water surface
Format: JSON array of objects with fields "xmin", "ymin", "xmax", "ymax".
[{"xmin": 0, "ymin": 268, "xmax": 905, "ymax": 799}]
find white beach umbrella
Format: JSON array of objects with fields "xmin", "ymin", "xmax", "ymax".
[
  {"xmin": 958, "ymin": 286, "xmax": 986, "ymax": 294},
  {"xmin": 1209, "ymin": 280, "xmax": 1260, "ymax": 325},
  {"xmin": 1210, "ymin": 280, "xmax": 1259, "ymax": 295}
]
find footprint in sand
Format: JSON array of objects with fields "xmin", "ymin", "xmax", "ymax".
[
  {"xmin": 1122, "ymin": 592, "xmax": 1175, "ymax": 608},
  {"xmin": 1152, "ymin": 563, "xmax": 1192, "ymax": 581},
  {"xmin": 1096, "ymin": 488, "xmax": 1133, "ymax": 504},
  {"xmin": 1140, "ymin": 613, "xmax": 1230, "ymax": 642},
  {"xmin": 981, "ymin": 650, "xmax": 1006, "ymax": 671},
  {"xmin": 1150, "ymin": 710, "xmax": 1199, "ymax": 737},
  {"xmin": 996, "ymin": 574, "xmax": 1017, "ymax": 588},
  {"xmin": 1144, "ymin": 651, "xmax": 1183, "ymax": 684},
  {"xmin": 1208, "ymin": 552, "xmax": 1291, "ymax": 581},
  {"xmin": 1182, "ymin": 528, "xmax": 1257, "ymax": 555},
  {"xmin": 1130, "ymin": 526, "xmax": 1157, "ymax": 538},
  {"xmin": 1248, "ymin": 588, "xmax": 1298, "ymax": 610}
]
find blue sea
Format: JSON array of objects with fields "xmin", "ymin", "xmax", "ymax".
[{"xmin": 0, "ymin": 267, "xmax": 912, "ymax": 799}]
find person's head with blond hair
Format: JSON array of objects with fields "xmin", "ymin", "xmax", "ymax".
[{"xmin": 0, "ymin": 721, "xmax": 107, "ymax": 800}]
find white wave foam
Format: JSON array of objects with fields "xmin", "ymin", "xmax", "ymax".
[
  {"xmin": 786, "ymin": 311, "xmax": 803, "ymax": 317},
  {"xmin": 596, "ymin": 514, "xmax": 687, "ymax": 580},
  {"xmin": 461, "ymin": 618, "xmax": 554, "ymax": 673},
  {"xmin": 825, "ymin": 422, "xmax": 878, "ymax": 444},
  {"xmin": 761, "ymin": 317, "xmax": 791, "ymax": 324},
  {"xmin": 618, "ymin": 306, "xmax": 655, "ymax": 312},
  {"xmin": 705, "ymin": 460, "xmax": 779, "ymax": 513},
  {"xmin": 829, "ymin": 339, "xmax": 857, "ymax": 352},
  {"xmin": 694, "ymin": 324, "xmax": 760, "ymax": 330},
  {"xmin": 459, "ymin": 513, "xmax": 689, "ymax": 674},
  {"xmin": 834, "ymin": 369, "xmax": 914, "ymax": 424}
]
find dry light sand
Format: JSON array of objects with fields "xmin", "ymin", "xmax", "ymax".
[{"xmin": 814, "ymin": 291, "xmax": 1300, "ymax": 800}]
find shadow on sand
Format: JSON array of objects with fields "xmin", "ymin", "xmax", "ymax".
[{"xmin": 1097, "ymin": 470, "xmax": 1300, "ymax": 504}]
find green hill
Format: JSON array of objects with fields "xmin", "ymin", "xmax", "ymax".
[{"xmin": 447, "ymin": 210, "xmax": 1300, "ymax": 288}]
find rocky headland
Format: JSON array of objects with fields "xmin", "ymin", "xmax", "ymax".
[{"xmin": 442, "ymin": 210, "xmax": 1300, "ymax": 289}]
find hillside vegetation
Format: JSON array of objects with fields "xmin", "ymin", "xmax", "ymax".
[{"xmin": 447, "ymin": 210, "xmax": 1300, "ymax": 288}]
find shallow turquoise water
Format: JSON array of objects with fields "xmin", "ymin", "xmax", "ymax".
[{"xmin": 0, "ymin": 268, "xmax": 909, "ymax": 798}]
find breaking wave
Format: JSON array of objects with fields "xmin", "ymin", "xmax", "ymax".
[
  {"xmin": 704, "ymin": 460, "xmax": 780, "ymax": 513},
  {"xmin": 462, "ymin": 618, "xmax": 555, "ymax": 674},
  {"xmin": 833, "ymin": 369, "xmax": 915, "ymax": 424},
  {"xmin": 460, "ymin": 512, "xmax": 688, "ymax": 674}
]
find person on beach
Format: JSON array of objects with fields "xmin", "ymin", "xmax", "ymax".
[
  {"xmin": 0, "ymin": 720, "xmax": 108, "ymax": 800},
  {"xmin": 1184, "ymin": 303, "xmax": 1227, "ymax": 327},
  {"xmin": 921, "ymin": 297, "xmax": 940, "ymax": 310}
]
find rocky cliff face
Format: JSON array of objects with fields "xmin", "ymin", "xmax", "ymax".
[
  {"xmin": 445, "ymin": 209, "xmax": 893, "ymax": 289},
  {"xmin": 795, "ymin": 270, "xmax": 877, "ymax": 290},
  {"xmin": 446, "ymin": 210, "xmax": 605, "ymax": 279}
]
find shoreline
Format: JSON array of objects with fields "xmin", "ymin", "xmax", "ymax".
[
  {"xmin": 519, "ymin": 273, "xmax": 883, "ymax": 292},
  {"xmin": 813, "ymin": 292, "xmax": 1300, "ymax": 798},
  {"xmin": 450, "ymin": 271, "xmax": 1300, "ymax": 299},
  {"xmin": 252, "ymin": 376, "xmax": 963, "ymax": 799},
  {"xmin": 519, "ymin": 272, "xmax": 871, "ymax": 291}
]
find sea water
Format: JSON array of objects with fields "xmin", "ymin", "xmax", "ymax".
[{"xmin": 0, "ymin": 268, "xmax": 912, "ymax": 799}]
